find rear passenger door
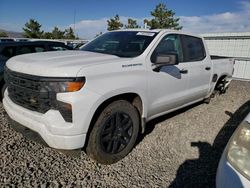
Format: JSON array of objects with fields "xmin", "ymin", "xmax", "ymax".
[{"xmin": 181, "ymin": 35, "xmax": 211, "ymax": 101}]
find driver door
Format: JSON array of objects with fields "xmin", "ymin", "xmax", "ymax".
[{"xmin": 147, "ymin": 34, "xmax": 190, "ymax": 118}]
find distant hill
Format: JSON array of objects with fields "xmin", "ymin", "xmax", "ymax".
[{"xmin": 0, "ymin": 28, "xmax": 24, "ymax": 38}]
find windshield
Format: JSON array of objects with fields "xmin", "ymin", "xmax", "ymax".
[{"xmin": 80, "ymin": 31, "xmax": 157, "ymax": 57}]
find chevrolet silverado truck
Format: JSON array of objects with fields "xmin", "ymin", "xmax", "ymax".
[{"xmin": 3, "ymin": 29, "xmax": 234, "ymax": 164}]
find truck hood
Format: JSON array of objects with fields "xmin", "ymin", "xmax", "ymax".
[{"xmin": 6, "ymin": 51, "xmax": 128, "ymax": 77}]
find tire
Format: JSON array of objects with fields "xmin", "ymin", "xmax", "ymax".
[
  {"xmin": 86, "ymin": 100, "xmax": 140, "ymax": 164},
  {"xmin": 215, "ymin": 77, "xmax": 228, "ymax": 95},
  {"xmin": 0, "ymin": 82, "xmax": 6, "ymax": 101},
  {"xmin": 204, "ymin": 92, "xmax": 216, "ymax": 104}
]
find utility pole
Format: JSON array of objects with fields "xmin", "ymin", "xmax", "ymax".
[{"xmin": 74, "ymin": 9, "xmax": 76, "ymax": 35}]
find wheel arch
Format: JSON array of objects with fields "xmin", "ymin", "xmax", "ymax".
[
  {"xmin": 215, "ymin": 74, "xmax": 230, "ymax": 86},
  {"xmin": 84, "ymin": 92, "xmax": 146, "ymax": 148}
]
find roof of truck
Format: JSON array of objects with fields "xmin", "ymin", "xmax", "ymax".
[
  {"xmin": 113, "ymin": 28, "xmax": 173, "ymax": 33},
  {"xmin": 112, "ymin": 29, "xmax": 203, "ymax": 38}
]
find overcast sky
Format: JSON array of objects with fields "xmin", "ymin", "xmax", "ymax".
[{"xmin": 0, "ymin": 0, "xmax": 250, "ymax": 39}]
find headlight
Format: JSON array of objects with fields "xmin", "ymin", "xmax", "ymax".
[
  {"xmin": 47, "ymin": 78, "xmax": 85, "ymax": 122},
  {"xmin": 47, "ymin": 78, "xmax": 85, "ymax": 93},
  {"xmin": 227, "ymin": 121, "xmax": 250, "ymax": 180}
]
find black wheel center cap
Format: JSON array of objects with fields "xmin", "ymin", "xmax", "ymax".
[{"xmin": 114, "ymin": 128, "xmax": 122, "ymax": 136}]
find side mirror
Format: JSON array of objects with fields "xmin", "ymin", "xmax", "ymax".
[{"xmin": 152, "ymin": 54, "xmax": 179, "ymax": 71}]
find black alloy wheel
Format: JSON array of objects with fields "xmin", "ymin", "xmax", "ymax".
[
  {"xmin": 100, "ymin": 112, "xmax": 133, "ymax": 154},
  {"xmin": 86, "ymin": 100, "xmax": 140, "ymax": 164}
]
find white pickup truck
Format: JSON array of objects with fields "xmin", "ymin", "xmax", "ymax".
[{"xmin": 3, "ymin": 29, "xmax": 234, "ymax": 164}]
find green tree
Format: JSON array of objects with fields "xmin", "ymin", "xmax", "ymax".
[
  {"xmin": 64, "ymin": 27, "xmax": 76, "ymax": 39},
  {"xmin": 0, "ymin": 31, "xmax": 8, "ymax": 37},
  {"xmin": 23, "ymin": 19, "xmax": 44, "ymax": 38},
  {"xmin": 125, "ymin": 18, "xmax": 140, "ymax": 29},
  {"xmin": 107, "ymin": 15, "xmax": 123, "ymax": 31},
  {"xmin": 144, "ymin": 3, "xmax": 182, "ymax": 30},
  {"xmin": 51, "ymin": 27, "xmax": 65, "ymax": 39},
  {"xmin": 43, "ymin": 32, "xmax": 53, "ymax": 39}
]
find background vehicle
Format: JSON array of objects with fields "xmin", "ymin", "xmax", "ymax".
[
  {"xmin": 3, "ymin": 30, "xmax": 234, "ymax": 164},
  {"xmin": 0, "ymin": 41, "xmax": 73, "ymax": 98},
  {"xmin": 0, "ymin": 38, "xmax": 15, "ymax": 42},
  {"xmin": 217, "ymin": 112, "xmax": 250, "ymax": 188},
  {"xmin": 67, "ymin": 41, "xmax": 88, "ymax": 49},
  {"xmin": 14, "ymin": 38, "xmax": 30, "ymax": 42}
]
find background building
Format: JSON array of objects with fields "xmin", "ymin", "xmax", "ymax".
[{"xmin": 202, "ymin": 32, "xmax": 250, "ymax": 80}]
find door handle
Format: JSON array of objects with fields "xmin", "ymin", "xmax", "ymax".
[
  {"xmin": 205, "ymin": 67, "xmax": 211, "ymax": 71},
  {"xmin": 179, "ymin": 69, "xmax": 188, "ymax": 74}
]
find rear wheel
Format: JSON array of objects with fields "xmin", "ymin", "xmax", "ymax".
[
  {"xmin": 215, "ymin": 77, "xmax": 228, "ymax": 94},
  {"xmin": 86, "ymin": 100, "xmax": 140, "ymax": 164},
  {"xmin": 204, "ymin": 77, "xmax": 229, "ymax": 104}
]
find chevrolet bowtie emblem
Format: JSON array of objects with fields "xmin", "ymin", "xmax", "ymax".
[{"xmin": 29, "ymin": 98, "xmax": 37, "ymax": 104}]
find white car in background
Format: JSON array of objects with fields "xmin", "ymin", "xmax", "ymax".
[{"xmin": 217, "ymin": 112, "xmax": 250, "ymax": 188}]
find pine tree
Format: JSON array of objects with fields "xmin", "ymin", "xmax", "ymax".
[
  {"xmin": 125, "ymin": 18, "xmax": 140, "ymax": 29},
  {"xmin": 51, "ymin": 27, "xmax": 65, "ymax": 39},
  {"xmin": 43, "ymin": 32, "xmax": 53, "ymax": 39},
  {"xmin": 0, "ymin": 31, "xmax": 8, "ymax": 37},
  {"xmin": 23, "ymin": 19, "xmax": 43, "ymax": 38},
  {"xmin": 64, "ymin": 27, "xmax": 76, "ymax": 39},
  {"xmin": 107, "ymin": 15, "xmax": 123, "ymax": 31},
  {"xmin": 144, "ymin": 3, "xmax": 182, "ymax": 30}
]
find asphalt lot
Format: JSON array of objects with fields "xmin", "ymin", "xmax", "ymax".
[{"xmin": 0, "ymin": 80, "xmax": 249, "ymax": 187}]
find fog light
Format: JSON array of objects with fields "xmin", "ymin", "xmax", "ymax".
[{"xmin": 57, "ymin": 101, "xmax": 72, "ymax": 122}]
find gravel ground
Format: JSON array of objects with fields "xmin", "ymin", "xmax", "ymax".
[{"xmin": 0, "ymin": 80, "xmax": 249, "ymax": 187}]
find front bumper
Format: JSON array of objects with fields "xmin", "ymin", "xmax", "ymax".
[
  {"xmin": 3, "ymin": 95, "xmax": 86, "ymax": 150},
  {"xmin": 3, "ymin": 85, "xmax": 103, "ymax": 149},
  {"xmin": 216, "ymin": 150, "xmax": 250, "ymax": 188}
]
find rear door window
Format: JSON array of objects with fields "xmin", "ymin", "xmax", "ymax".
[
  {"xmin": 182, "ymin": 35, "xmax": 206, "ymax": 62},
  {"xmin": 34, "ymin": 46, "xmax": 46, "ymax": 52},
  {"xmin": 0, "ymin": 46, "xmax": 16, "ymax": 59},
  {"xmin": 17, "ymin": 45, "xmax": 46, "ymax": 55},
  {"xmin": 17, "ymin": 45, "xmax": 35, "ymax": 55}
]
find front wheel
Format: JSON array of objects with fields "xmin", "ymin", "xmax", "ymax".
[
  {"xmin": 0, "ymin": 82, "xmax": 6, "ymax": 101},
  {"xmin": 86, "ymin": 100, "xmax": 140, "ymax": 164}
]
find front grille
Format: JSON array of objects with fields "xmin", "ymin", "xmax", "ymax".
[{"xmin": 5, "ymin": 69, "xmax": 54, "ymax": 113}]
